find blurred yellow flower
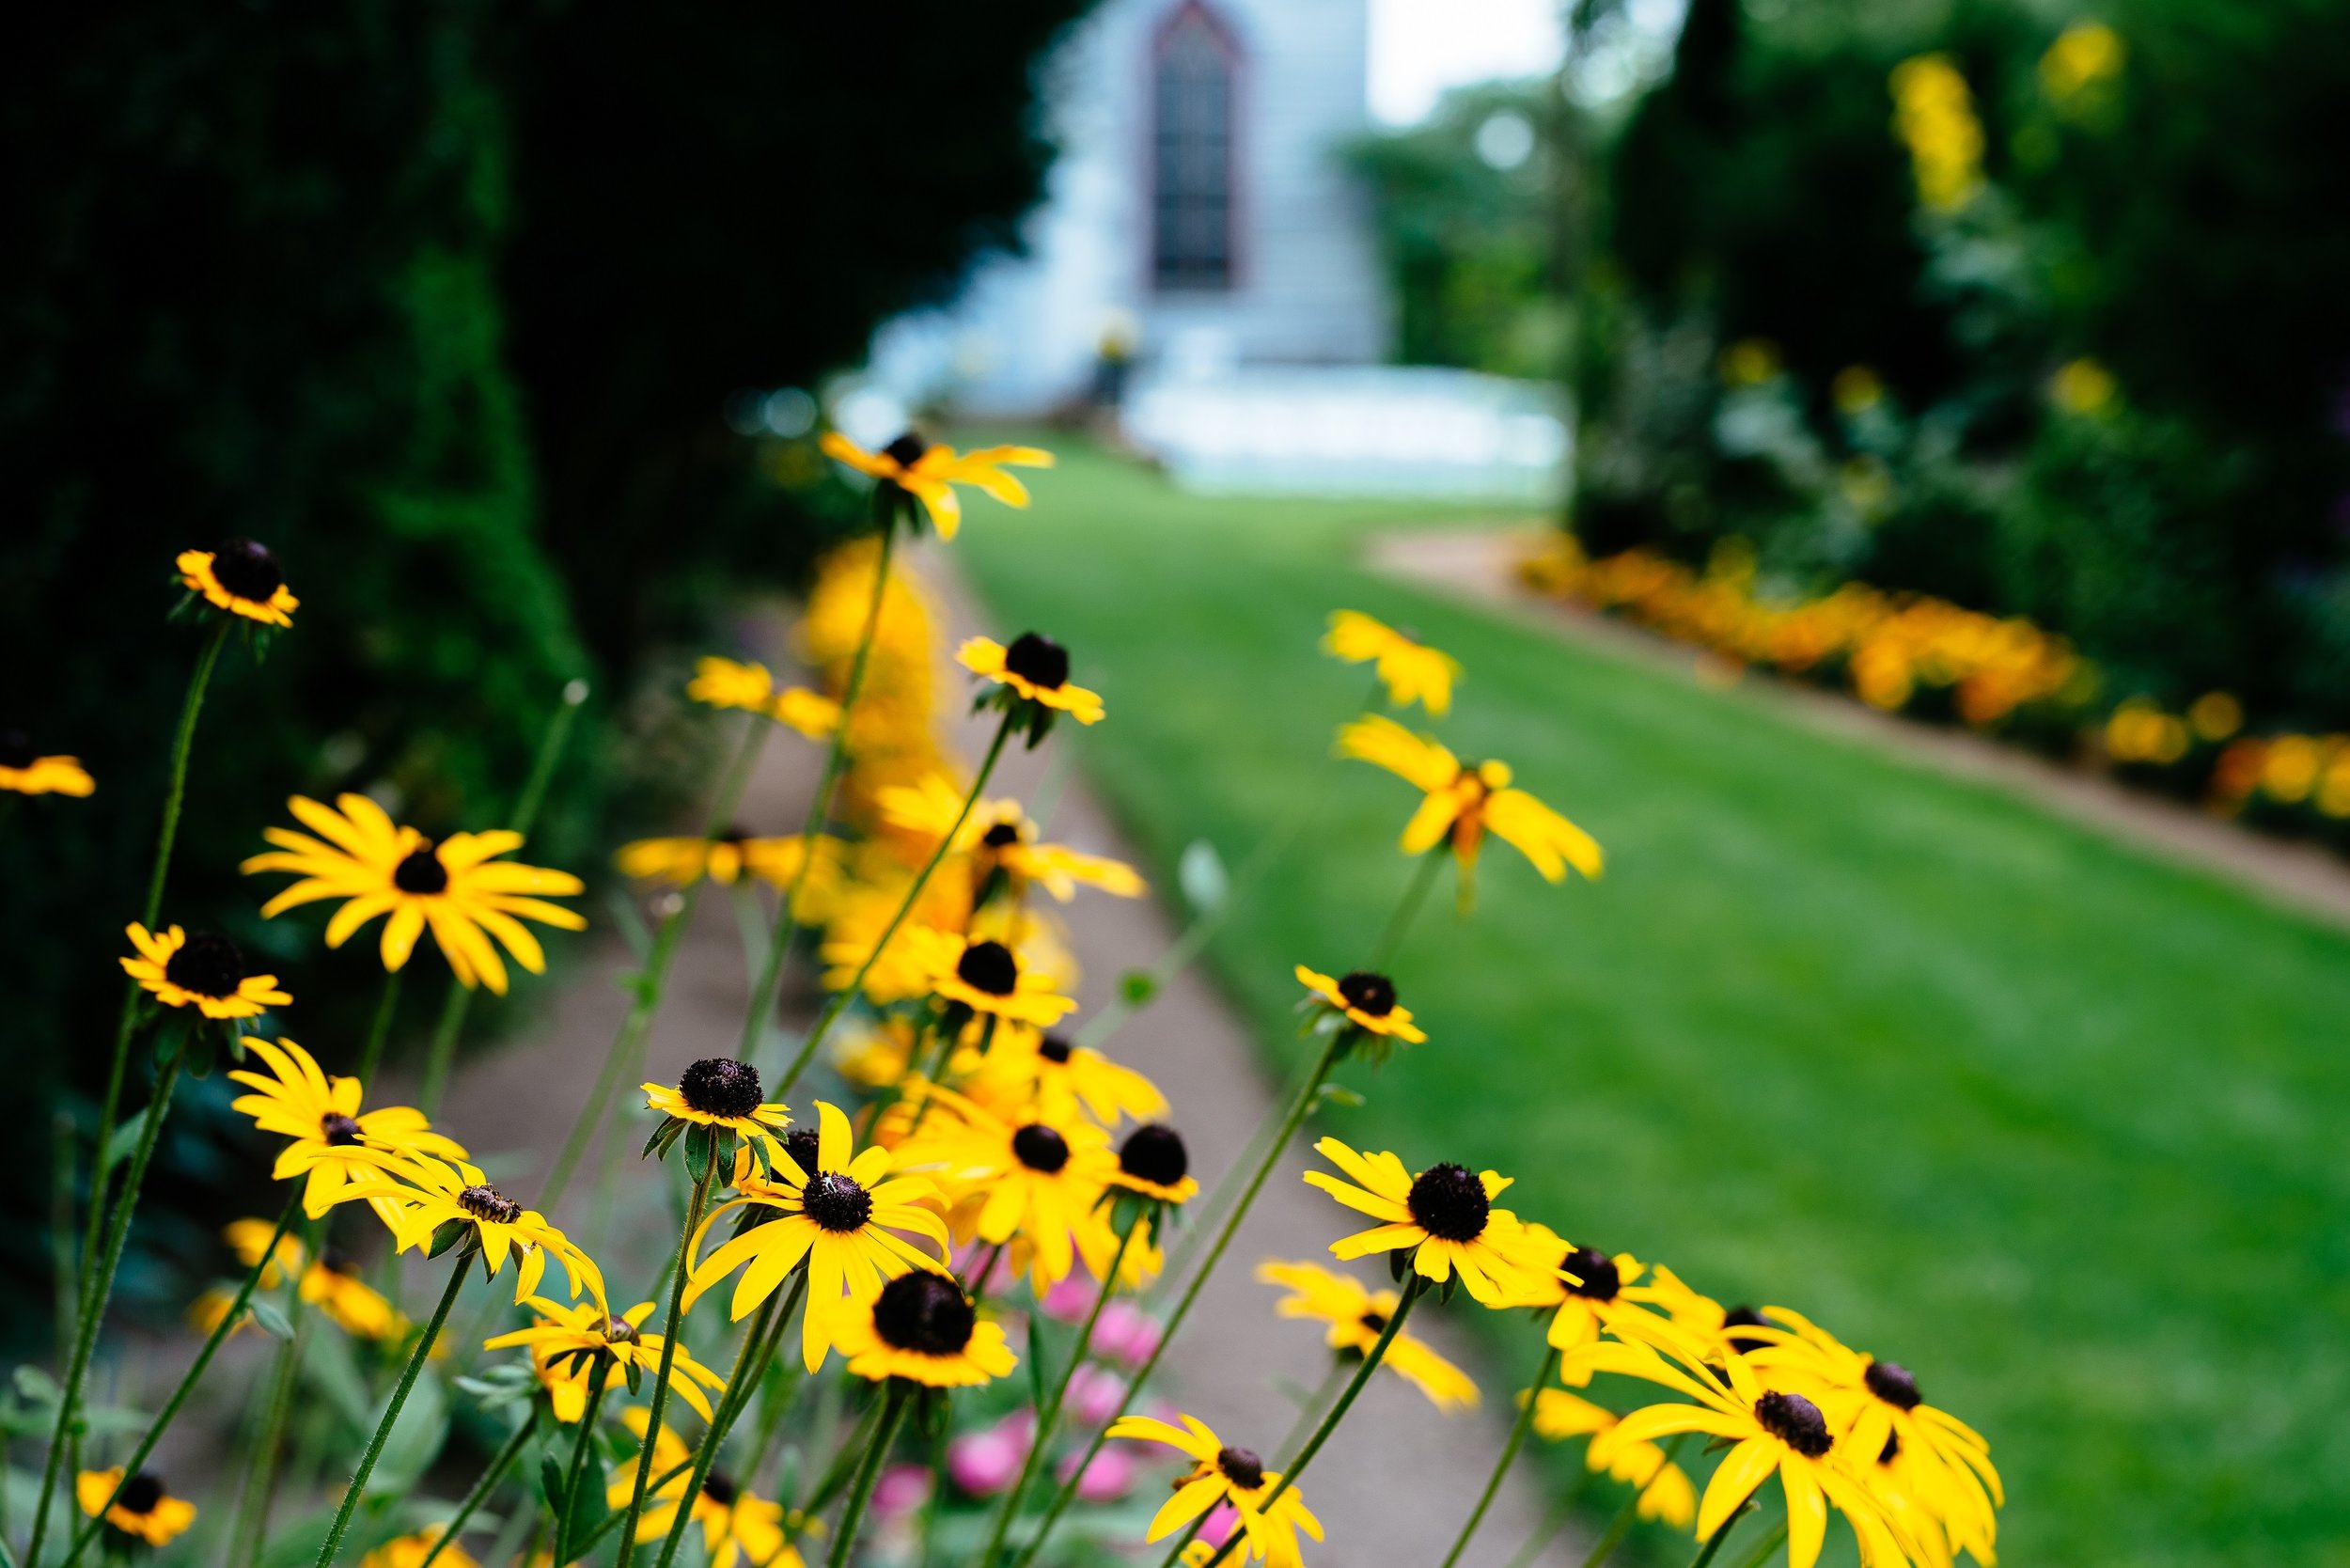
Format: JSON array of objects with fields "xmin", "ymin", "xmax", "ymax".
[
  {"xmin": 2041, "ymin": 21, "xmax": 2125, "ymax": 104},
  {"xmin": 1323, "ymin": 610, "xmax": 1464, "ymax": 715},
  {"xmin": 2050, "ymin": 357, "xmax": 2118, "ymax": 416}
]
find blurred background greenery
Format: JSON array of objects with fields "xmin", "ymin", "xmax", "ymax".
[{"xmin": 0, "ymin": 0, "xmax": 1089, "ymax": 1341}]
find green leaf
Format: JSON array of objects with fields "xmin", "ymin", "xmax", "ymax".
[
  {"xmin": 682, "ymin": 1124, "xmax": 714, "ymax": 1186},
  {"xmin": 368, "ymin": 1369, "xmax": 449, "ymax": 1495},
  {"xmin": 1315, "ymin": 1084, "xmax": 1364, "ymax": 1109},
  {"xmin": 427, "ymin": 1219, "xmax": 471, "ymax": 1259},
  {"xmin": 539, "ymin": 1454, "xmax": 571, "ymax": 1514},
  {"xmin": 564, "ymin": 1458, "xmax": 612, "ymax": 1544},
  {"xmin": 249, "ymin": 1298, "xmax": 294, "ymax": 1341}
]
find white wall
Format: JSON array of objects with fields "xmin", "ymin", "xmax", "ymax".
[{"xmin": 870, "ymin": 0, "xmax": 1388, "ymax": 416}]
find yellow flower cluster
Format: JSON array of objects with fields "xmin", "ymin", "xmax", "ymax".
[
  {"xmin": 1525, "ymin": 540, "xmax": 2084, "ymax": 727},
  {"xmin": 1889, "ymin": 54, "xmax": 1984, "ymax": 212},
  {"xmin": 2040, "ymin": 21, "xmax": 2125, "ymax": 106}
]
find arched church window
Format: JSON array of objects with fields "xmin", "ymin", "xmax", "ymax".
[{"xmin": 1152, "ymin": 4, "xmax": 1237, "ymax": 291}]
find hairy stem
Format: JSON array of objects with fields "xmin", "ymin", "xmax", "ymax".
[{"xmin": 311, "ymin": 1254, "xmax": 469, "ymax": 1568}]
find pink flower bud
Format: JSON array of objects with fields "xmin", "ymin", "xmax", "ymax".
[
  {"xmin": 871, "ymin": 1464, "xmax": 932, "ymax": 1519},
  {"xmin": 1039, "ymin": 1276, "xmax": 1099, "ymax": 1323},
  {"xmin": 948, "ymin": 1409, "xmax": 1035, "ymax": 1496},
  {"xmin": 1094, "ymin": 1302, "xmax": 1162, "ymax": 1367},
  {"xmin": 1066, "ymin": 1364, "xmax": 1128, "ymax": 1427}
]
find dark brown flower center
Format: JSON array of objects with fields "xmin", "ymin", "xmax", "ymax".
[
  {"xmin": 116, "ymin": 1472, "xmax": 164, "ymax": 1514},
  {"xmin": 604, "ymin": 1317, "xmax": 640, "ymax": 1344},
  {"xmin": 882, "ymin": 431, "xmax": 929, "ymax": 469},
  {"xmin": 955, "ymin": 940, "xmax": 1019, "ymax": 996},
  {"xmin": 1865, "ymin": 1360, "xmax": 1922, "ymax": 1411},
  {"xmin": 1119, "ymin": 1124, "xmax": 1188, "ymax": 1186},
  {"xmin": 0, "ymin": 730, "xmax": 38, "ymax": 770},
  {"xmin": 803, "ymin": 1173, "xmax": 873, "ymax": 1232},
  {"xmin": 1012, "ymin": 1122, "xmax": 1071, "ymax": 1174},
  {"xmin": 678, "ymin": 1058, "xmax": 764, "ymax": 1119},
  {"xmin": 1878, "ymin": 1430, "xmax": 1902, "ymax": 1465},
  {"xmin": 320, "ymin": 1112, "xmax": 363, "ymax": 1146},
  {"xmin": 211, "ymin": 537, "xmax": 283, "ymax": 601},
  {"xmin": 1562, "ymin": 1246, "xmax": 1622, "ymax": 1301},
  {"xmin": 1215, "ymin": 1447, "xmax": 1264, "ymax": 1490},
  {"xmin": 1002, "ymin": 633, "xmax": 1071, "ymax": 690},
  {"xmin": 458, "ymin": 1184, "xmax": 523, "ymax": 1224},
  {"xmin": 1721, "ymin": 1305, "xmax": 1772, "ymax": 1354},
  {"xmin": 701, "ymin": 1468, "xmax": 738, "ymax": 1506},
  {"xmin": 783, "ymin": 1126, "xmax": 822, "ymax": 1174},
  {"xmin": 1037, "ymin": 1035, "xmax": 1073, "ymax": 1064},
  {"xmin": 393, "ymin": 845, "xmax": 449, "ymax": 895},
  {"xmin": 1356, "ymin": 1309, "xmax": 1387, "ymax": 1334},
  {"xmin": 980, "ymin": 821, "xmax": 1022, "ymax": 848},
  {"xmin": 1335, "ymin": 971, "xmax": 1396, "ymax": 1017},
  {"xmin": 1755, "ymin": 1390, "xmax": 1832, "ymax": 1457},
  {"xmin": 872, "ymin": 1271, "xmax": 976, "ymax": 1356},
  {"xmin": 1405, "ymin": 1163, "xmax": 1490, "ymax": 1242},
  {"xmin": 164, "ymin": 932, "xmax": 247, "ymax": 998}
]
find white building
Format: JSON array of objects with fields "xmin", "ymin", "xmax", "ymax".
[{"xmin": 873, "ymin": 0, "xmax": 1389, "ymax": 416}]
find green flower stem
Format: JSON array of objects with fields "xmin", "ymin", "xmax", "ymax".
[
  {"xmin": 976, "ymin": 1212, "xmax": 1140, "ymax": 1567},
  {"xmin": 72, "ymin": 619, "xmax": 228, "ymax": 1324},
  {"xmin": 58, "ymin": 1187, "xmax": 305, "ymax": 1568},
  {"xmin": 649, "ymin": 1276, "xmax": 805, "ymax": 1568},
  {"xmin": 551, "ymin": 1355, "xmax": 616, "ymax": 1567},
  {"xmin": 567, "ymin": 1453, "xmax": 702, "ymax": 1560},
  {"xmin": 311, "ymin": 1252, "xmax": 469, "ymax": 1568},
  {"xmin": 1366, "ymin": 847, "xmax": 1446, "ymax": 971},
  {"xmin": 1502, "ymin": 1468, "xmax": 1596, "ymax": 1568},
  {"xmin": 1437, "ymin": 1344, "xmax": 1563, "ymax": 1568},
  {"xmin": 735, "ymin": 523, "xmax": 898, "ymax": 1067},
  {"xmin": 30, "ymin": 1045, "xmax": 184, "ymax": 1568},
  {"xmin": 1008, "ymin": 1032, "xmax": 1348, "ymax": 1568},
  {"xmin": 773, "ymin": 711, "xmax": 1017, "ymax": 1098},
  {"xmin": 352, "ymin": 969, "xmax": 404, "ymax": 1090},
  {"xmin": 777, "ymin": 1394, "xmax": 886, "ymax": 1548},
  {"xmin": 1198, "ymin": 1277, "xmax": 1425, "ymax": 1568},
  {"xmin": 613, "ymin": 1161, "xmax": 717, "ymax": 1568},
  {"xmin": 231, "ymin": 1288, "xmax": 312, "ymax": 1568},
  {"xmin": 413, "ymin": 1408, "xmax": 540, "ymax": 1568},
  {"xmin": 540, "ymin": 712, "xmax": 770, "ymax": 1213},
  {"xmin": 1684, "ymin": 1506, "xmax": 1752, "ymax": 1568},
  {"xmin": 1273, "ymin": 1359, "xmax": 1352, "ymax": 1467},
  {"xmin": 1723, "ymin": 1520, "xmax": 1788, "ymax": 1568},
  {"xmin": 417, "ymin": 680, "xmax": 587, "ymax": 1119},
  {"xmin": 824, "ymin": 1383, "xmax": 910, "ymax": 1568},
  {"xmin": 1578, "ymin": 1435, "xmax": 1688, "ymax": 1568}
]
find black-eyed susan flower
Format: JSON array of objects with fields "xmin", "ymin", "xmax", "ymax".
[
  {"xmin": 1256, "ymin": 1260, "xmax": 1479, "ymax": 1411},
  {"xmin": 1108, "ymin": 1123, "xmax": 1199, "ymax": 1206},
  {"xmin": 76, "ymin": 1469, "xmax": 196, "ymax": 1546},
  {"xmin": 177, "ymin": 538, "xmax": 298, "ymax": 627},
  {"xmin": 1505, "ymin": 1231, "xmax": 1683, "ymax": 1355},
  {"xmin": 327, "ymin": 1152, "xmax": 604, "ymax": 1309},
  {"xmin": 908, "ymin": 931, "xmax": 1079, "ymax": 1028},
  {"xmin": 610, "ymin": 1413, "xmax": 822, "ymax": 1568},
  {"xmin": 1105, "ymin": 1414, "xmax": 1323, "ymax": 1568},
  {"xmin": 964, "ymin": 1024, "xmax": 1168, "ymax": 1126},
  {"xmin": 683, "ymin": 1101, "xmax": 950, "ymax": 1370},
  {"xmin": 1301, "ymin": 1137, "xmax": 1551, "ymax": 1305},
  {"xmin": 1339, "ymin": 714, "xmax": 1602, "ymax": 907},
  {"xmin": 1745, "ymin": 1310, "xmax": 1999, "ymax": 1563},
  {"xmin": 684, "ymin": 656, "xmax": 841, "ymax": 739},
  {"xmin": 121, "ymin": 924, "xmax": 290, "ymax": 1020},
  {"xmin": 362, "ymin": 1526, "xmax": 477, "ymax": 1568},
  {"xmin": 957, "ymin": 633, "xmax": 1104, "ymax": 742},
  {"xmin": 616, "ymin": 830, "xmax": 842, "ymax": 901},
  {"xmin": 227, "ymin": 1037, "xmax": 468, "ymax": 1221},
  {"xmin": 1639, "ymin": 1264, "xmax": 1780, "ymax": 1361},
  {"xmin": 0, "ymin": 732, "xmax": 94, "ymax": 796},
  {"xmin": 898, "ymin": 1090, "xmax": 1115, "ymax": 1291},
  {"xmin": 486, "ymin": 1297, "xmax": 728, "ymax": 1421},
  {"xmin": 877, "ymin": 777, "xmax": 1144, "ymax": 904},
  {"xmin": 1324, "ymin": 611, "xmax": 1463, "ymax": 716},
  {"xmin": 642, "ymin": 1058, "xmax": 791, "ymax": 1175},
  {"xmin": 243, "ymin": 794, "xmax": 586, "ymax": 994},
  {"xmin": 1579, "ymin": 1338, "xmax": 1911, "ymax": 1568},
  {"xmin": 825, "ymin": 1271, "xmax": 1018, "ymax": 1388},
  {"xmin": 1529, "ymin": 1389, "xmax": 1697, "ymax": 1528},
  {"xmin": 1293, "ymin": 964, "xmax": 1426, "ymax": 1045},
  {"xmin": 819, "ymin": 431, "xmax": 1053, "ymax": 540},
  {"xmin": 300, "ymin": 1246, "xmax": 407, "ymax": 1341}
]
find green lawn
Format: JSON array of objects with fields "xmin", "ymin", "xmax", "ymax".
[{"xmin": 953, "ymin": 441, "xmax": 2350, "ymax": 1565}]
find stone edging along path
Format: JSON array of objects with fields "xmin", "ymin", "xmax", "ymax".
[{"xmin": 1368, "ymin": 525, "xmax": 2350, "ymax": 936}]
